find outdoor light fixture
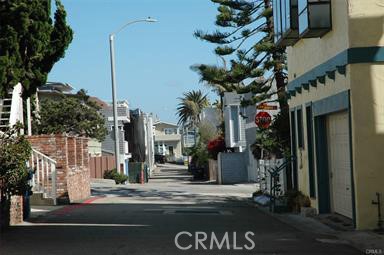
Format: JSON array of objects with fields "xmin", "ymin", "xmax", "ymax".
[{"xmin": 109, "ymin": 17, "xmax": 157, "ymax": 171}]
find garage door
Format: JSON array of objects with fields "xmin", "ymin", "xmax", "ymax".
[{"xmin": 327, "ymin": 111, "xmax": 353, "ymax": 218}]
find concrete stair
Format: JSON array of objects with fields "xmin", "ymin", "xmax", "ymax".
[{"xmin": 30, "ymin": 192, "xmax": 56, "ymax": 206}]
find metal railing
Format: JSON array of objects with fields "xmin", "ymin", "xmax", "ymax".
[
  {"xmin": 28, "ymin": 149, "xmax": 57, "ymax": 205},
  {"xmin": 257, "ymin": 156, "xmax": 295, "ymax": 212}
]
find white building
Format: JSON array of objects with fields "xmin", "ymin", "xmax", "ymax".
[
  {"xmin": 221, "ymin": 88, "xmax": 279, "ymax": 183},
  {"xmin": 101, "ymin": 100, "xmax": 131, "ymax": 174},
  {"xmin": 223, "ymin": 92, "xmax": 246, "ymax": 152},
  {"xmin": 154, "ymin": 121, "xmax": 183, "ymax": 163}
]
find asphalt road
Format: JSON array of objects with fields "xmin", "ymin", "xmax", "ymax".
[{"xmin": 0, "ymin": 164, "xmax": 361, "ymax": 255}]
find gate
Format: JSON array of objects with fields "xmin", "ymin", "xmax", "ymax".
[{"xmin": 89, "ymin": 156, "xmax": 116, "ymax": 178}]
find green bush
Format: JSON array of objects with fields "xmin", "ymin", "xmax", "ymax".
[
  {"xmin": 284, "ymin": 190, "xmax": 311, "ymax": 213},
  {"xmin": 103, "ymin": 169, "xmax": 128, "ymax": 184},
  {"xmin": 0, "ymin": 123, "xmax": 32, "ymax": 196}
]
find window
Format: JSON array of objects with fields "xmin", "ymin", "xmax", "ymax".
[
  {"xmin": 298, "ymin": 0, "xmax": 332, "ymax": 38},
  {"xmin": 273, "ymin": 0, "xmax": 280, "ymax": 43},
  {"xmin": 274, "ymin": 0, "xmax": 282, "ymax": 42},
  {"xmin": 164, "ymin": 128, "xmax": 176, "ymax": 135},
  {"xmin": 111, "ymin": 125, "xmax": 123, "ymax": 131},
  {"xmin": 297, "ymin": 107, "xmax": 304, "ymax": 148},
  {"xmin": 230, "ymin": 106, "xmax": 240, "ymax": 143},
  {"xmin": 273, "ymin": 0, "xmax": 299, "ymax": 46}
]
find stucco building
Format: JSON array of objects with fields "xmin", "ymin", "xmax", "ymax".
[
  {"xmin": 274, "ymin": 0, "xmax": 384, "ymax": 229},
  {"xmin": 154, "ymin": 121, "xmax": 183, "ymax": 163}
]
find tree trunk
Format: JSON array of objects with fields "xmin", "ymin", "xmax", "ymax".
[{"xmin": 264, "ymin": 0, "xmax": 293, "ymax": 190}]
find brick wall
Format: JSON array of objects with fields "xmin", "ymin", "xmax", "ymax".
[
  {"xmin": 10, "ymin": 195, "xmax": 23, "ymax": 225},
  {"xmin": 1, "ymin": 181, "xmax": 26, "ymax": 227},
  {"xmin": 67, "ymin": 137, "xmax": 77, "ymax": 170},
  {"xmin": 28, "ymin": 134, "xmax": 91, "ymax": 203},
  {"xmin": 67, "ymin": 170, "xmax": 91, "ymax": 202}
]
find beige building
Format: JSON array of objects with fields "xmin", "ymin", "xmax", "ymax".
[
  {"xmin": 274, "ymin": 0, "xmax": 384, "ymax": 229},
  {"xmin": 154, "ymin": 121, "xmax": 183, "ymax": 163}
]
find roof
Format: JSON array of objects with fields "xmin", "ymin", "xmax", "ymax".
[
  {"xmin": 153, "ymin": 121, "xmax": 179, "ymax": 127},
  {"xmin": 38, "ymin": 82, "xmax": 74, "ymax": 93},
  {"xmin": 89, "ymin": 97, "xmax": 109, "ymax": 109}
]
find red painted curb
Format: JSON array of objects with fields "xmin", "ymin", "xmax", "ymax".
[{"xmin": 51, "ymin": 196, "xmax": 103, "ymax": 216}]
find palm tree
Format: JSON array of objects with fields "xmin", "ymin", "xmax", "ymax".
[{"xmin": 177, "ymin": 90, "xmax": 209, "ymax": 127}]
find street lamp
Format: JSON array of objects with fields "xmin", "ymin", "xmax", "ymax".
[{"xmin": 109, "ymin": 17, "xmax": 157, "ymax": 172}]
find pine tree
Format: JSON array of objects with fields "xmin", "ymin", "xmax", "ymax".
[
  {"xmin": 193, "ymin": 0, "xmax": 290, "ymax": 154},
  {"xmin": 0, "ymin": 0, "xmax": 73, "ymax": 98}
]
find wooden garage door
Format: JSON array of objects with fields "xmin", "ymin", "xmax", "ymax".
[{"xmin": 327, "ymin": 111, "xmax": 353, "ymax": 218}]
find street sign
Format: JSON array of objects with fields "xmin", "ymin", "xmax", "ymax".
[
  {"xmin": 255, "ymin": 111, "xmax": 272, "ymax": 129},
  {"xmin": 257, "ymin": 103, "xmax": 278, "ymax": 110}
]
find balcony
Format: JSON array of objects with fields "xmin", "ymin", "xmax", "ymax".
[
  {"xmin": 298, "ymin": 0, "xmax": 332, "ymax": 38},
  {"xmin": 154, "ymin": 133, "xmax": 181, "ymax": 142},
  {"xmin": 273, "ymin": 0, "xmax": 331, "ymax": 46},
  {"xmin": 273, "ymin": 0, "xmax": 299, "ymax": 46}
]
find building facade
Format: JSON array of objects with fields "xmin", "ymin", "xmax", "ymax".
[
  {"xmin": 274, "ymin": 0, "xmax": 384, "ymax": 229},
  {"xmin": 154, "ymin": 121, "xmax": 183, "ymax": 163},
  {"xmin": 101, "ymin": 100, "xmax": 131, "ymax": 174},
  {"xmin": 125, "ymin": 109, "xmax": 155, "ymax": 173}
]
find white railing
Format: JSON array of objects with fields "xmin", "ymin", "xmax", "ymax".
[
  {"xmin": 28, "ymin": 149, "xmax": 57, "ymax": 205},
  {"xmin": 258, "ymin": 159, "xmax": 287, "ymax": 196}
]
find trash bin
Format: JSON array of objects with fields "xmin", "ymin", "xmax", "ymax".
[
  {"xmin": 144, "ymin": 164, "xmax": 149, "ymax": 183},
  {"xmin": 23, "ymin": 169, "xmax": 33, "ymax": 220},
  {"xmin": 23, "ymin": 193, "xmax": 30, "ymax": 220},
  {"xmin": 128, "ymin": 162, "xmax": 143, "ymax": 183}
]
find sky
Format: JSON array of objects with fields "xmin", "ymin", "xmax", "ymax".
[{"xmin": 48, "ymin": 0, "xmax": 223, "ymax": 123}]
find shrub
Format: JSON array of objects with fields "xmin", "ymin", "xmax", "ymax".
[
  {"xmin": 103, "ymin": 169, "xmax": 128, "ymax": 184},
  {"xmin": 0, "ymin": 123, "xmax": 32, "ymax": 229},
  {"xmin": 0, "ymin": 123, "xmax": 32, "ymax": 196},
  {"xmin": 284, "ymin": 190, "xmax": 311, "ymax": 213},
  {"xmin": 207, "ymin": 136, "xmax": 226, "ymax": 160}
]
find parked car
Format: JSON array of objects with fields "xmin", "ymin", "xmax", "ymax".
[{"xmin": 155, "ymin": 154, "xmax": 166, "ymax": 164}]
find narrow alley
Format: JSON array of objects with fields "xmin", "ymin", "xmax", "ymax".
[{"xmin": 0, "ymin": 164, "xmax": 361, "ymax": 255}]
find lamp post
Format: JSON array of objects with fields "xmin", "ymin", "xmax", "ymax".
[{"xmin": 109, "ymin": 17, "xmax": 157, "ymax": 171}]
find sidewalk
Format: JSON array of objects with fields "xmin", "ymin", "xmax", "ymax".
[{"xmin": 253, "ymin": 203, "xmax": 384, "ymax": 253}]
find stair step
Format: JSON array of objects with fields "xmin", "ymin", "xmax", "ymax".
[{"xmin": 30, "ymin": 192, "xmax": 56, "ymax": 206}]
